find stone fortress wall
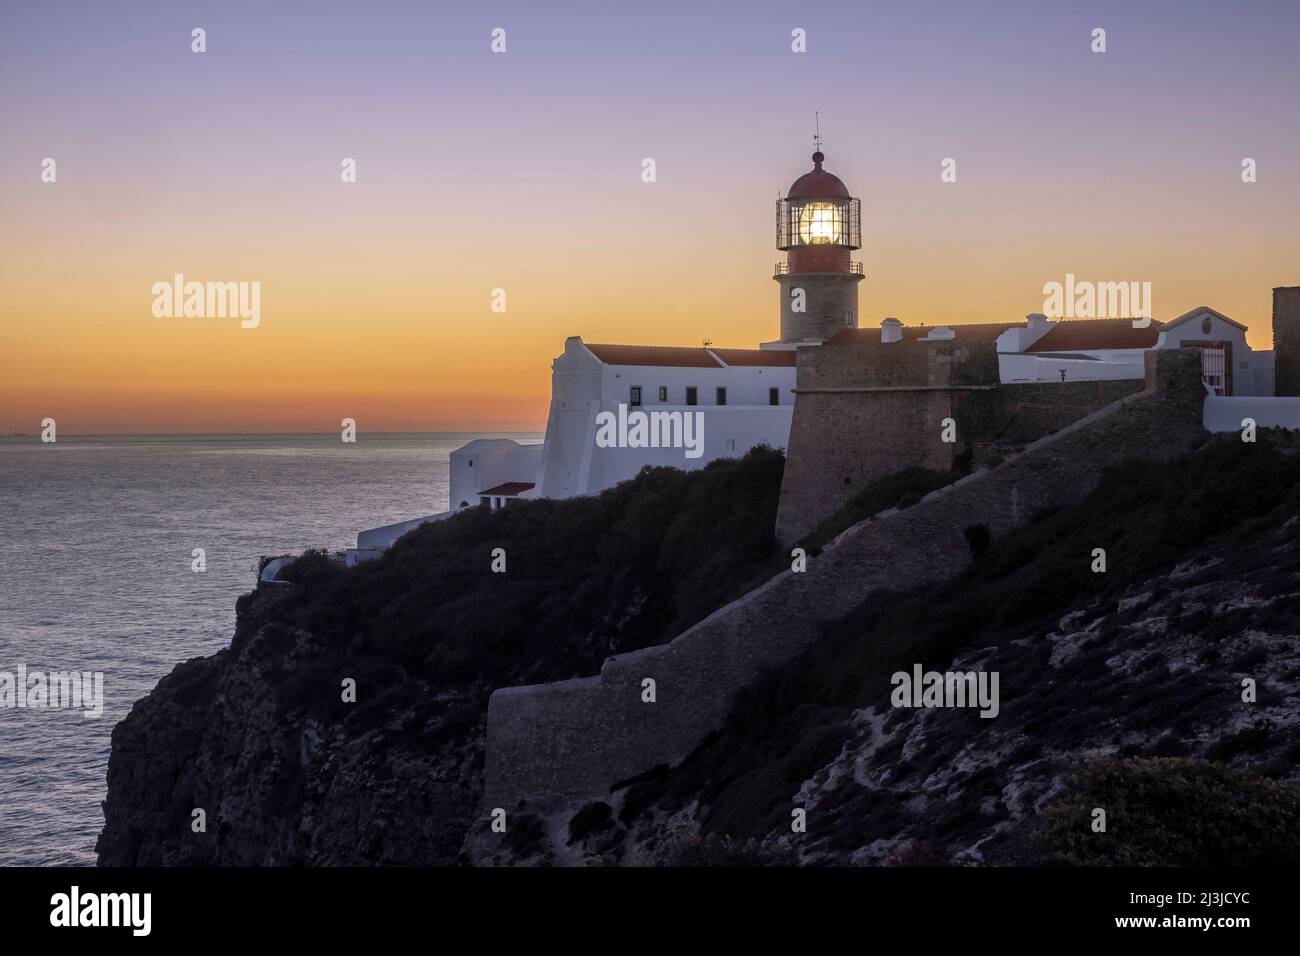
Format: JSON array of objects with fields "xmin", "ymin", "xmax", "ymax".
[
  {"xmin": 482, "ymin": 349, "xmax": 1208, "ymax": 811},
  {"xmin": 773, "ymin": 339, "xmax": 1144, "ymax": 545}
]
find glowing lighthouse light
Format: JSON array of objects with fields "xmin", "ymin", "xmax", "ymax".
[
  {"xmin": 775, "ymin": 148, "xmax": 861, "ymax": 255},
  {"xmin": 773, "ymin": 139, "xmax": 864, "ymax": 344},
  {"xmin": 798, "ymin": 201, "xmax": 843, "ymax": 244}
]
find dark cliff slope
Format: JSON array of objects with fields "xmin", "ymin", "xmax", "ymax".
[
  {"xmin": 96, "ymin": 447, "xmax": 786, "ymax": 865},
  {"xmin": 99, "ymin": 435, "xmax": 1300, "ymax": 867},
  {"xmin": 536, "ymin": 435, "xmax": 1300, "ymax": 866}
]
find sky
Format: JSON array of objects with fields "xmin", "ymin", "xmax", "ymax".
[{"xmin": 2, "ymin": 0, "xmax": 1298, "ymax": 433}]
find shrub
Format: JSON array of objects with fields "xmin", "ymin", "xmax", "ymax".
[
  {"xmin": 267, "ymin": 446, "xmax": 788, "ymax": 717},
  {"xmin": 1036, "ymin": 756, "xmax": 1300, "ymax": 866}
]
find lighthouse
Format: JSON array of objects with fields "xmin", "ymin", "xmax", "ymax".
[{"xmin": 774, "ymin": 149, "xmax": 863, "ymax": 344}]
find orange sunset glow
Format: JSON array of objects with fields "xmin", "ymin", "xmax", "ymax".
[{"xmin": 3, "ymin": 1, "xmax": 1298, "ymax": 433}]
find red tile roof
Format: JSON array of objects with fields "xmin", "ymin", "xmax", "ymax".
[
  {"xmin": 584, "ymin": 343, "xmax": 797, "ymax": 368},
  {"xmin": 478, "ymin": 482, "xmax": 535, "ymax": 497},
  {"xmin": 708, "ymin": 348, "xmax": 797, "ymax": 367},
  {"xmin": 827, "ymin": 322, "xmax": 1019, "ymax": 346},
  {"xmin": 1023, "ymin": 319, "xmax": 1163, "ymax": 353},
  {"xmin": 585, "ymin": 344, "xmax": 722, "ymax": 368}
]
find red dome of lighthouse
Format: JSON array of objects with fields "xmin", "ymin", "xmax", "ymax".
[{"xmin": 786, "ymin": 151, "xmax": 851, "ymax": 199}]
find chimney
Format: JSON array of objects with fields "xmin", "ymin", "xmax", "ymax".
[
  {"xmin": 881, "ymin": 317, "xmax": 903, "ymax": 344},
  {"xmin": 1026, "ymin": 312, "xmax": 1049, "ymax": 331},
  {"xmin": 920, "ymin": 326, "xmax": 955, "ymax": 341},
  {"xmin": 1273, "ymin": 286, "xmax": 1300, "ymax": 396}
]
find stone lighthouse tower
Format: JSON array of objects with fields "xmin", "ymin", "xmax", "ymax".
[{"xmin": 774, "ymin": 149, "xmax": 863, "ymax": 343}]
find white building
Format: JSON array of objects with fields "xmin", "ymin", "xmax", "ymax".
[
  {"xmin": 994, "ymin": 307, "xmax": 1274, "ymax": 395},
  {"xmin": 348, "ymin": 337, "xmax": 795, "ymax": 564},
  {"xmin": 530, "ymin": 337, "xmax": 794, "ymax": 499},
  {"xmin": 833, "ymin": 306, "xmax": 1275, "ymax": 396}
]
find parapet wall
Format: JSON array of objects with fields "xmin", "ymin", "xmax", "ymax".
[{"xmin": 483, "ymin": 350, "xmax": 1207, "ymax": 810}]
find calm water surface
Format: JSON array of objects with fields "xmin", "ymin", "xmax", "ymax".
[{"xmin": 0, "ymin": 432, "xmax": 540, "ymax": 865}]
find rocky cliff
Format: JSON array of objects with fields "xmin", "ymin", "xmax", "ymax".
[
  {"xmin": 98, "ymin": 437, "xmax": 1300, "ymax": 866},
  {"xmin": 96, "ymin": 449, "xmax": 786, "ymax": 865}
]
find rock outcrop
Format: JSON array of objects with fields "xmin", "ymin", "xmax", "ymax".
[{"xmin": 96, "ymin": 592, "xmax": 483, "ymax": 865}]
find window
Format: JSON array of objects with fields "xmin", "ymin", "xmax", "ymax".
[
  {"xmin": 769, "ymin": 387, "xmax": 780, "ymax": 406},
  {"xmin": 725, "ymin": 438, "xmax": 736, "ymax": 451},
  {"xmin": 658, "ymin": 386, "xmax": 667, "ymax": 402},
  {"xmin": 630, "ymin": 386, "xmax": 642, "ymax": 407},
  {"xmin": 685, "ymin": 386, "xmax": 698, "ymax": 406},
  {"xmin": 716, "ymin": 387, "xmax": 727, "ymax": 405}
]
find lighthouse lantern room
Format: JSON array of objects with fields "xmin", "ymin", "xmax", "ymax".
[{"xmin": 774, "ymin": 149, "xmax": 865, "ymax": 344}]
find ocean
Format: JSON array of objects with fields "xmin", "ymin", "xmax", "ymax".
[{"xmin": 0, "ymin": 432, "xmax": 541, "ymax": 866}]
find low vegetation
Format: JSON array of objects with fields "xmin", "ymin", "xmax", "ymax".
[
  {"xmin": 268, "ymin": 446, "xmax": 787, "ymax": 724},
  {"xmin": 1037, "ymin": 757, "xmax": 1300, "ymax": 866}
]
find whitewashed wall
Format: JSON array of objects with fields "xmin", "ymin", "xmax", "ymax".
[
  {"xmin": 449, "ymin": 439, "xmax": 543, "ymax": 509},
  {"xmin": 1204, "ymin": 395, "xmax": 1300, "ymax": 432},
  {"xmin": 998, "ymin": 351, "xmax": 1147, "ymax": 383},
  {"xmin": 537, "ymin": 337, "xmax": 795, "ymax": 498},
  {"xmin": 581, "ymin": 400, "xmax": 794, "ymax": 493}
]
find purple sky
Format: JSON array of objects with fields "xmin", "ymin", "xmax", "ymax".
[{"xmin": 2, "ymin": 0, "xmax": 1298, "ymax": 430}]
